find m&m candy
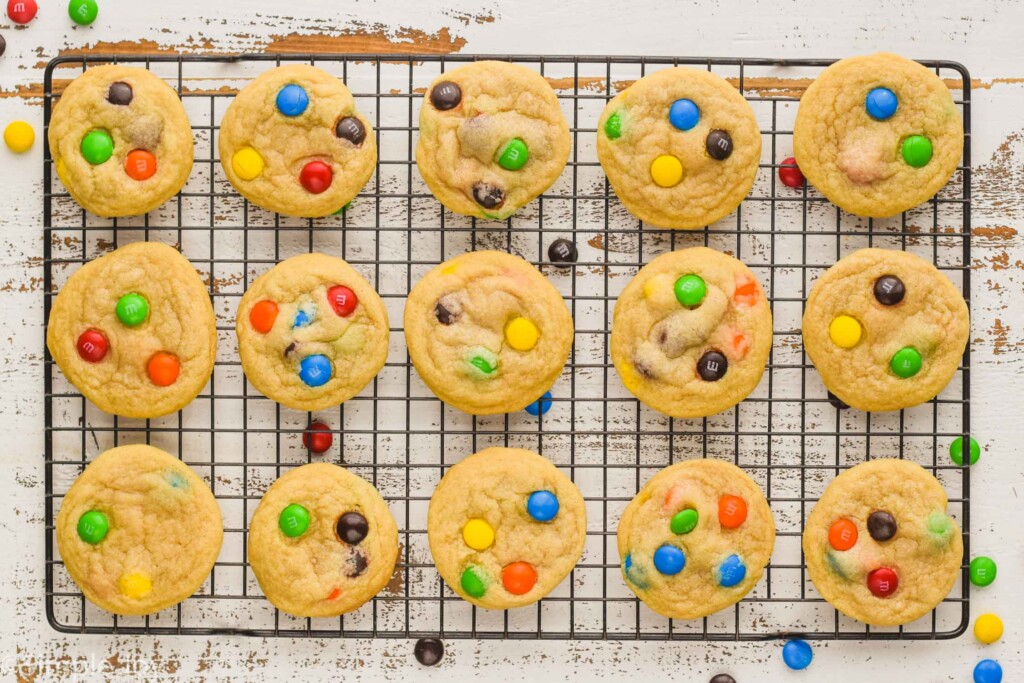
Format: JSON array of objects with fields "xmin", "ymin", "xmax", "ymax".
[
  {"xmin": 829, "ymin": 315, "xmax": 862, "ymax": 348},
  {"xmin": 604, "ymin": 111, "xmax": 622, "ymax": 139},
  {"xmin": 302, "ymin": 421, "xmax": 333, "ymax": 454},
  {"xmin": 505, "ymin": 317, "xmax": 539, "ymax": 351},
  {"xmin": 107, "ymin": 82, "xmax": 132, "ymax": 106},
  {"xmin": 81, "ymin": 129, "xmax": 114, "ymax": 165},
  {"xmin": 462, "ymin": 518, "xmax": 495, "ymax": 551},
  {"xmin": 299, "ymin": 354, "xmax": 333, "ymax": 387},
  {"xmin": 279, "ymin": 503, "xmax": 310, "ymax": 537},
  {"xmin": 524, "ymin": 391, "xmax": 553, "ymax": 416},
  {"xmin": 674, "ymin": 274, "xmax": 707, "ymax": 308},
  {"xmin": 335, "ymin": 117, "xmax": 366, "ymax": 145},
  {"xmin": 653, "ymin": 544, "xmax": 685, "ymax": 575},
  {"xmin": 118, "ymin": 572, "xmax": 152, "ymax": 599},
  {"xmin": 890, "ymin": 346, "xmax": 922, "ymax": 378},
  {"xmin": 430, "ymin": 81, "xmax": 462, "ymax": 110},
  {"xmin": 668, "ymin": 98, "xmax": 699, "ymax": 131},
  {"xmin": 782, "ymin": 639, "xmax": 813, "ymax": 670},
  {"xmin": 414, "ymin": 638, "xmax": 444, "ymax": 667},
  {"xmin": 951, "ymin": 436, "xmax": 981, "ymax": 466},
  {"xmin": 4, "ymin": 121, "xmax": 34, "ymax": 153},
  {"xmin": 147, "ymin": 352, "xmax": 180, "ymax": 386},
  {"xmin": 828, "ymin": 518, "xmax": 858, "ymax": 551},
  {"xmin": 527, "ymin": 490, "xmax": 559, "ymax": 522},
  {"xmin": 276, "ymin": 84, "xmax": 309, "ymax": 117},
  {"xmin": 69, "ymin": 0, "xmax": 99, "ymax": 25},
  {"xmin": 76, "ymin": 329, "xmax": 108, "ymax": 362},
  {"xmin": 327, "ymin": 285, "xmax": 358, "ymax": 317},
  {"xmin": 115, "ymin": 292, "xmax": 149, "ymax": 326},
  {"xmin": 973, "ymin": 659, "xmax": 1003, "ymax": 683},
  {"xmin": 709, "ymin": 676, "xmax": 736, "ymax": 683},
  {"xmin": 718, "ymin": 495, "xmax": 747, "ymax": 528},
  {"xmin": 867, "ymin": 510, "xmax": 897, "ymax": 542},
  {"xmin": 502, "ymin": 561, "xmax": 537, "ymax": 595},
  {"xmin": 249, "ymin": 300, "xmax": 278, "ymax": 333},
  {"xmin": 77, "ymin": 510, "xmax": 109, "ymax": 544},
  {"xmin": 706, "ymin": 129, "xmax": 733, "ymax": 160},
  {"xmin": 548, "ymin": 238, "xmax": 578, "ymax": 267},
  {"xmin": 902, "ymin": 135, "xmax": 933, "ymax": 168},
  {"xmin": 697, "ymin": 350, "xmax": 728, "ymax": 382},
  {"xmin": 497, "ymin": 138, "xmax": 529, "ymax": 171},
  {"xmin": 970, "ymin": 556, "xmax": 997, "ymax": 587},
  {"xmin": 336, "ymin": 511, "xmax": 369, "ymax": 544},
  {"xmin": 873, "ymin": 275, "xmax": 906, "ymax": 305},
  {"xmin": 232, "ymin": 147, "xmax": 264, "ymax": 180},
  {"xmin": 0, "ymin": 35, "xmax": 6, "ymax": 59},
  {"xmin": 670, "ymin": 508, "xmax": 698, "ymax": 535},
  {"xmin": 974, "ymin": 613, "xmax": 1003, "ymax": 644},
  {"xmin": 778, "ymin": 157, "xmax": 805, "ymax": 188},
  {"xmin": 866, "ymin": 87, "xmax": 898, "ymax": 121},
  {"xmin": 651, "ymin": 154, "xmax": 683, "ymax": 188},
  {"xmin": 867, "ymin": 566, "xmax": 899, "ymax": 598},
  {"xmin": 124, "ymin": 150, "xmax": 156, "ymax": 181},
  {"xmin": 7, "ymin": 0, "xmax": 37, "ymax": 24},
  {"xmin": 717, "ymin": 554, "xmax": 746, "ymax": 587},
  {"xmin": 300, "ymin": 161, "xmax": 332, "ymax": 194},
  {"xmin": 460, "ymin": 565, "xmax": 487, "ymax": 598}
]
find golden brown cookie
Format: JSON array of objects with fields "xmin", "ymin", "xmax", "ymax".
[
  {"xmin": 248, "ymin": 463, "xmax": 399, "ymax": 617},
  {"xmin": 802, "ymin": 248, "xmax": 969, "ymax": 412},
  {"xmin": 236, "ymin": 253, "xmax": 390, "ymax": 412},
  {"xmin": 219, "ymin": 65, "xmax": 377, "ymax": 217},
  {"xmin": 596, "ymin": 67, "xmax": 761, "ymax": 229},
  {"xmin": 803, "ymin": 459, "xmax": 963, "ymax": 626},
  {"xmin": 416, "ymin": 61, "xmax": 571, "ymax": 220},
  {"xmin": 55, "ymin": 445, "xmax": 223, "ymax": 616},
  {"xmin": 611, "ymin": 247, "xmax": 772, "ymax": 418},
  {"xmin": 794, "ymin": 53, "xmax": 964, "ymax": 217},
  {"xmin": 48, "ymin": 65, "xmax": 194, "ymax": 217},
  {"xmin": 617, "ymin": 459, "xmax": 775, "ymax": 619},
  {"xmin": 404, "ymin": 250, "xmax": 574, "ymax": 415},
  {"xmin": 46, "ymin": 242, "xmax": 216, "ymax": 419},
  {"xmin": 427, "ymin": 447, "xmax": 586, "ymax": 610}
]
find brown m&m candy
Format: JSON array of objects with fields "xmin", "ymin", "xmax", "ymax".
[
  {"xmin": 867, "ymin": 510, "xmax": 897, "ymax": 541},
  {"xmin": 430, "ymin": 80, "xmax": 462, "ymax": 110}
]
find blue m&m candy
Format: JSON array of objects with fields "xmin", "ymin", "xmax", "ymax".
[
  {"xmin": 866, "ymin": 87, "xmax": 898, "ymax": 121},
  {"xmin": 974, "ymin": 660, "xmax": 1003, "ymax": 683},
  {"xmin": 653, "ymin": 544, "xmax": 685, "ymax": 575},
  {"xmin": 669, "ymin": 98, "xmax": 700, "ymax": 131},
  {"xmin": 299, "ymin": 354, "xmax": 332, "ymax": 387},
  {"xmin": 527, "ymin": 490, "xmax": 559, "ymax": 522},
  {"xmin": 277, "ymin": 84, "xmax": 310, "ymax": 117},
  {"xmin": 293, "ymin": 308, "xmax": 313, "ymax": 328},
  {"xmin": 525, "ymin": 391, "xmax": 553, "ymax": 416},
  {"xmin": 782, "ymin": 640, "xmax": 813, "ymax": 670},
  {"xmin": 717, "ymin": 554, "xmax": 746, "ymax": 587}
]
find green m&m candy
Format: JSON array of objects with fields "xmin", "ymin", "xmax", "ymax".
[
  {"xmin": 460, "ymin": 565, "xmax": 487, "ymax": 598},
  {"xmin": 970, "ymin": 556, "xmax": 997, "ymax": 587},
  {"xmin": 81, "ymin": 129, "xmax": 114, "ymax": 165},
  {"xmin": 674, "ymin": 274, "xmax": 707, "ymax": 308},
  {"xmin": 115, "ymin": 292, "xmax": 149, "ymax": 327},
  {"xmin": 69, "ymin": 0, "xmax": 99, "ymax": 26},
  {"xmin": 890, "ymin": 346, "xmax": 922, "ymax": 378},
  {"xmin": 278, "ymin": 503, "xmax": 310, "ymax": 537},
  {"xmin": 670, "ymin": 508, "xmax": 698, "ymax": 535},
  {"xmin": 950, "ymin": 436, "xmax": 981, "ymax": 466},
  {"xmin": 901, "ymin": 135, "xmax": 933, "ymax": 168},
  {"xmin": 467, "ymin": 348, "xmax": 498, "ymax": 376},
  {"xmin": 497, "ymin": 138, "xmax": 529, "ymax": 171},
  {"xmin": 77, "ymin": 510, "xmax": 109, "ymax": 544},
  {"xmin": 604, "ymin": 111, "xmax": 622, "ymax": 140}
]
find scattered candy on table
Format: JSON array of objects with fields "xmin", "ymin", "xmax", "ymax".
[
  {"xmin": 973, "ymin": 659, "xmax": 1002, "ymax": 683},
  {"xmin": 302, "ymin": 421, "xmax": 333, "ymax": 454},
  {"xmin": 4, "ymin": 120, "xmax": 34, "ymax": 153},
  {"xmin": 0, "ymin": 34, "xmax": 6, "ymax": 58},
  {"xmin": 68, "ymin": 0, "xmax": 98, "ymax": 25},
  {"xmin": 548, "ymin": 238, "xmax": 577, "ymax": 266},
  {"xmin": 970, "ymin": 556, "xmax": 997, "ymax": 587},
  {"xmin": 782, "ymin": 639, "xmax": 813, "ymax": 670},
  {"xmin": 974, "ymin": 613, "xmax": 1003, "ymax": 644},
  {"xmin": 6, "ymin": 0, "xmax": 37, "ymax": 24},
  {"xmin": 413, "ymin": 637, "xmax": 444, "ymax": 666},
  {"xmin": 778, "ymin": 156, "xmax": 805, "ymax": 188},
  {"xmin": 951, "ymin": 436, "xmax": 981, "ymax": 466},
  {"xmin": 709, "ymin": 675, "xmax": 736, "ymax": 683},
  {"xmin": 524, "ymin": 391, "xmax": 553, "ymax": 416}
]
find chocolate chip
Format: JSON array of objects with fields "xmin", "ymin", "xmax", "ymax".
[
  {"xmin": 697, "ymin": 350, "xmax": 728, "ymax": 381},
  {"xmin": 710, "ymin": 675, "xmax": 737, "ymax": 683},
  {"xmin": 346, "ymin": 549, "xmax": 368, "ymax": 578},
  {"xmin": 548, "ymin": 238, "xmax": 578, "ymax": 267},
  {"xmin": 434, "ymin": 301, "xmax": 456, "ymax": 325},
  {"xmin": 472, "ymin": 182, "xmax": 505, "ymax": 210},
  {"xmin": 706, "ymin": 129, "xmax": 733, "ymax": 160},
  {"xmin": 284, "ymin": 342, "xmax": 299, "ymax": 357},
  {"xmin": 414, "ymin": 638, "xmax": 445, "ymax": 666},
  {"xmin": 430, "ymin": 81, "xmax": 462, "ymax": 110},
  {"xmin": 335, "ymin": 116, "xmax": 366, "ymax": 145},
  {"xmin": 107, "ymin": 82, "xmax": 133, "ymax": 106},
  {"xmin": 827, "ymin": 391, "xmax": 849, "ymax": 410},
  {"xmin": 873, "ymin": 275, "xmax": 905, "ymax": 306},
  {"xmin": 337, "ymin": 511, "xmax": 369, "ymax": 545},
  {"xmin": 868, "ymin": 511, "xmax": 897, "ymax": 542}
]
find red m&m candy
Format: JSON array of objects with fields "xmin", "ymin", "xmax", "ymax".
[
  {"xmin": 302, "ymin": 421, "xmax": 333, "ymax": 454},
  {"xmin": 327, "ymin": 285, "xmax": 357, "ymax": 317},
  {"xmin": 867, "ymin": 566, "xmax": 899, "ymax": 598},
  {"xmin": 779, "ymin": 156, "xmax": 805, "ymax": 188},
  {"xmin": 76, "ymin": 329, "xmax": 108, "ymax": 362},
  {"xmin": 299, "ymin": 161, "xmax": 333, "ymax": 194},
  {"xmin": 7, "ymin": 0, "xmax": 38, "ymax": 24}
]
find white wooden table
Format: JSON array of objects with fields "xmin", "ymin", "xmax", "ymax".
[{"xmin": 2, "ymin": 1, "xmax": 1021, "ymax": 680}]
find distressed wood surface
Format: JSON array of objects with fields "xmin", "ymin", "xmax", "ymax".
[{"xmin": 2, "ymin": 1, "xmax": 1022, "ymax": 680}]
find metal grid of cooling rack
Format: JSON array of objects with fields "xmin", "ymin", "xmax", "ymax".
[{"xmin": 43, "ymin": 54, "xmax": 971, "ymax": 640}]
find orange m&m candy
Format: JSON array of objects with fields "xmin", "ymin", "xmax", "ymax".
[
  {"xmin": 124, "ymin": 150, "xmax": 157, "ymax": 181},
  {"xmin": 733, "ymin": 278, "xmax": 759, "ymax": 307},
  {"xmin": 147, "ymin": 352, "xmax": 180, "ymax": 386},
  {"xmin": 501, "ymin": 561, "xmax": 537, "ymax": 595},
  {"xmin": 718, "ymin": 495, "xmax": 747, "ymax": 529},
  {"xmin": 828, "ymin": 518, "xmax": 858, "ymax": 551},
  {"xmin": 249, "ymin": 300, "xmax": 279, "ymax": 334}
]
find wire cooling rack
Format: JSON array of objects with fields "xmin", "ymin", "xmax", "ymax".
[{"xmin": 43, "ymin": 54, "xmax": 971, "ymax": 641}]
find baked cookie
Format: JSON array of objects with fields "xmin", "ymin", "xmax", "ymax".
[
  {"xmin": 55, "ymin": 445, "xmax": 223, "ymax": 616},
  {"xmin": 46, "ymin": 242, "xmax": 216, "ymax": 419},
  {"xmin": 236, "ymin": 253, "xmax": 389, "ymax": 412},
  {"xmin": 48, "ymin": 65, "xmax": 194, "ymax": 217},
  {"xmin": 617, "ymin": 459, "xmax": 775, "ymax": 620},
  {"xmin": 219, "ymin": 65, "xmax": 377, "ymax": 217},
  {"xmin": 416, "ymin": 61, "xmax": 571, "ymax": 220},
  {"xmin": 404, "ymin": 250, "xmax": 574, "ymax": 415},
  {"xmin": 596, "ymin": 67, "xmax": 761, "ymax": 229},
  {"xmin": 802, "ymin": 248, "xmax": 969, "ymax": 412},
  {"xmin": 611, "ymin": 247, "xmax": 772, "ymax": 418},
  {"xmin": 248, "ymin": 463, "xmax": 399, "ymax": 617},
  {"xmin": 427, "ymin": 447, "xmax": 586, "ymax": 610},
  {"xmin": 803, "ymin": 459, "xmax": 963, "ymax": 626},
  {"xmin": 793, "ymin": 53, "xmax": 964, "ymax": 217}
]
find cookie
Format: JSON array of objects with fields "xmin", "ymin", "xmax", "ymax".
[
  {"xmin": 427, "ymin": 447, "xmax": 586, "ymax": 610},
  {"xmin": 404, "ymin": 250, "xmax": 574, "ymax": 415},
  {"xmin": 48, "ymin": 65, "xmax": 194, "ymax": 217},
  {"xmin": 416, "ymin": 61, "xmax": 571, "ymax": 220},
  {"xmin": 46, "ymin": 242, "xmax": 216, "ymax": 419},
  {"xmin": 236, "ymin": 253, "xmax": 390, "ymax": 412},
  {"xmin": 596, "ymin": 67, "xmax": 761, "ymax": 229},
  {"xmin": 248, "ymin": 462, "xmax": 399, "ymax": 617},
  {"xmin": 611, "ymin": 247, "xmax": 772, "ymax": 418},
  {"xmin": 219, "ymin": 65, "xmax": 377, "ymax": 217},
  {"xmin": 802, "ymin": 248, "xmax": 969, "ymax": 412},
  {"xmin": 617, "ymin": 459, "xmax": 775, "ymax": 620},
  {"xmin": 55, "ymin": 445, "xmax": 223, "ymax": 616},
  {"xmin": 803, "ymin": 459, "xmax": 963, "ymax": 626},
  {"xmin": 793, "ymin": 53, "xmax": 964, "ymax": 217}
]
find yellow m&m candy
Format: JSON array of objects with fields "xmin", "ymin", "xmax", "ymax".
[
  {"xmin": 974, "ymin": 613, "xmax": 1003, "ymax": 644},
  {"xmin": 505, "ymin": 317, "xmax": 539, "ymax": 351},
  {"xmin": 118, "ymin": 572, "xmax": 153, "ymax": 599},
  {"xmin": 829, "ymin": 315, "xmax": 863, "ymax": 348},
  {"xmin": 650, "ymin": 154, "xmax": 683, "ymax": 188},
  {"xmin": 232, "ymin": 147, "xmax": 264, "ymax": 180},
  {"xmin": 4, "ymin": 121, "xmax": 35, "ymax": 153},
  {"xmin": 462, "ymin": 518, "xmax": 494, "ymax": 551}
]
